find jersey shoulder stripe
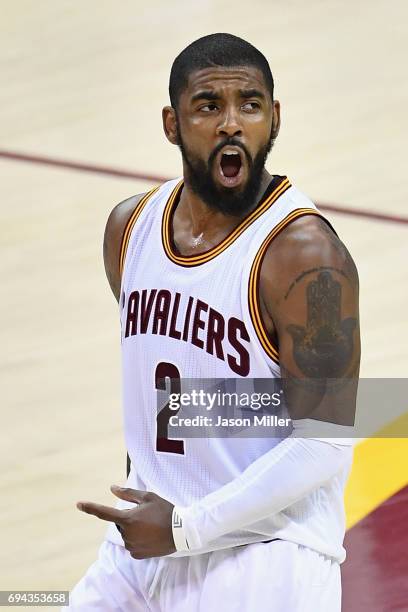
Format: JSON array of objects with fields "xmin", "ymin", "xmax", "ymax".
[
  {"xmin": 119, "ymin": 185, "xmax": 161, "ymax": 277},
  {"xmin": 248, "ymin": 208, "xmax": 324, "ymax": 364}
]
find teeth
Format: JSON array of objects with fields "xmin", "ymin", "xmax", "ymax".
[{"xmin": 223, "ymin": 150, "xmax": 239, "ymax": 155}]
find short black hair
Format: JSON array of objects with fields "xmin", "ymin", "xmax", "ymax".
[{"xmin": 169, "ymin": 33, "xmax": 274, "ymax": 109}]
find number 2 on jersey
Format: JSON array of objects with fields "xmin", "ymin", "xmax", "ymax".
[{"xmin": 155, "ymin": 362, "xmax": 185, "ymax": 454}]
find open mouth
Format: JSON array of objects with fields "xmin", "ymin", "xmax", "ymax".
[
  {"xmin": 221, "ymin": 151, "xmax": 242, "ymax": 177},
  {"xmin": 217, "ymin": 148, "xmax": 244, "ymax": 187}
]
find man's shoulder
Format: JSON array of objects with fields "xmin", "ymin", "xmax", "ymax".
[
  {"xmin": 269, "ymin": 213, "xmax": 339, "ymax": 257},
  {"xmin": 103, "ymin": 193, "xmax": 148, "ymax": 302},
  {"xmin": 105, "ymin": 177, "xmax": 181, "ymax": 245},
  {"xmin": 260, "ymin": 213, "xmax": 359, "ymax": 300},
  {"xmin": 107, "ymin": 193, "xmax": 149, "ymax": 235}
]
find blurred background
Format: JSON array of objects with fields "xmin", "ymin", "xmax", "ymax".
[{"xmin": 1, "ymin": 1, "xmax": 407, "ymax": 610}]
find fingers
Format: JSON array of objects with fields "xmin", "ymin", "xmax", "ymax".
[
  {"xmin": 76, "ymin": 501, "xmax": 126, "ymax": 523},
  {"xmin": 110, "ymin": 485, "xmax": 147, "ymax": 504},
  {"xmin": 77, "ymin": 487, "xmax": 150, "ymax": 524}
]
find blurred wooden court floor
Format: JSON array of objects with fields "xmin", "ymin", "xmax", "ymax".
[{"xmin": 1, "ymin": 1, "xmax": 407, "ymax": 609}]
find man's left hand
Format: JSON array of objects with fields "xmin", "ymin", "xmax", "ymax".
[{"xmin": 77, "ymin": 485, "xmax": 176, "ymax": 559}]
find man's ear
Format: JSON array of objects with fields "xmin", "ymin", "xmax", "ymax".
[
  {"xmin": 162, "ymin": 106, "xmax": 179, "ymax": 145},
  {"xmin": 271, "ymin": 99, "xmax": 281, "ymax": 140}
]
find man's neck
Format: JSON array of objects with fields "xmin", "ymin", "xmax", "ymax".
[{"xmin": 176, "ymin": 168, "xmax": 273, "ymax": 239}]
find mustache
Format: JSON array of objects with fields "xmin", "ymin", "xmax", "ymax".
[{"xmin": 208, "ymin": 138, "xmax": 252, "ymax": 167}]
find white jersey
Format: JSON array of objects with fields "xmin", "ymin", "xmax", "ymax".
[{"xmin": 105, "ymin": 175, "xmax": 352, "ymax": 562}]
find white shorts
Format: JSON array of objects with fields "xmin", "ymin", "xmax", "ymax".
[{"xmin": 64, "ymin": 540, "xmax": 341, "ymax": 611}]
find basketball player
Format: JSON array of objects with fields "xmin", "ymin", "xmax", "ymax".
[{"xmin": 67, "ymin": 33, "xmax": 360, "ymax": 611}]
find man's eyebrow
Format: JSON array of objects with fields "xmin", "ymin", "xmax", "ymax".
[
  {"xmin": 190, "ymin": 88, "xmax": 266, "ymax": 103},
  {"xmin": 239, "ymin": 88, "xmax": 266, "ymax": 99},
  {"xmin": 190, "ymin": 90, "xmax": 219, "ymax": 103}
]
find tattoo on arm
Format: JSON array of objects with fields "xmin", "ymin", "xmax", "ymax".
[{"xmin": 286, "ymin": 270, "xmax": 357, "ymax": 378}]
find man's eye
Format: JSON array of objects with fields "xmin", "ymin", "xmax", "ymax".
[
  {"xmin": 200, "ymin": 103, "xmax": 218, "ymax": 112},
  {"xmin": 242, "ymin": 102, "xmax": 260, "ymax": 111}
]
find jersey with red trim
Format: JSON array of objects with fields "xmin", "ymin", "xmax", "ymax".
[{"xmin": 105, "ymin": 175, "xmax": 352, "ymax": 562}]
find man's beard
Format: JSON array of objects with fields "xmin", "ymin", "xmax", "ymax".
[{"xmin": 177, "ymin": 127, "xmax": 274, "ymax": 216}]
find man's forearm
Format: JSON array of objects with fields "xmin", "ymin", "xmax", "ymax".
[{"xmin": 172, "ymin": 435, "xmax": 353, "ymax": 552}]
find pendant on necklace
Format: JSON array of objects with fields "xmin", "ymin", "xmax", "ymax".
[{"xmin": 191, "ymin": 233, "xmax": 204, "ymax": 248}]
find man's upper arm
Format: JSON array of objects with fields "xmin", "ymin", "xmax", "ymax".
[
  {"xmin": 260, "ymin": 216, "xmax": 360, "ymax": 423},
  {"xmin": 103, "ymin": 193, "xmax": 147, "ymax": 302}
]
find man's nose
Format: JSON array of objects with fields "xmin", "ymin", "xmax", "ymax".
[{"xmin": 216, "ymin": 106, "xmax": 243, "ymax": 138}]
